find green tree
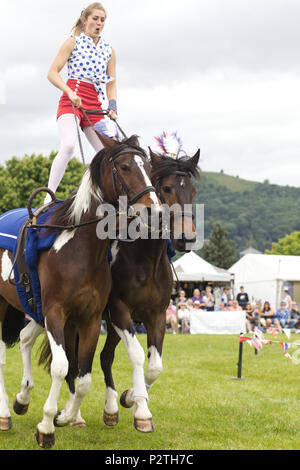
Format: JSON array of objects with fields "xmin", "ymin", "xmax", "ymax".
[
  {"xmin": 202, "ymin": 222, "xmax": 237, "ymax": 269},
  {"xmin": 0, "ymin": 153, "xmax": 84, "ymax": 213},
  {"xmin": 265, "ymin": 231, "xmax": 300, "ymax": 255}
]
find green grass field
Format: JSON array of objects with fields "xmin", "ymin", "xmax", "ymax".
[{"xmin": 1, "ymin": 332, "xmax": 300, "ymax": 451}]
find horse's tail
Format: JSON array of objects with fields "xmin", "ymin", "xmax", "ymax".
[
  {"xmin": 38, "ymin": 334, "xmax": 52, "ymax": 373},
  {"xmin": 2, "ymin": 305, "xmax": 26, "ymax": 348}
]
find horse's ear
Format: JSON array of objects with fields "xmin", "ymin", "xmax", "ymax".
[
  {"xmin": 94, "ymin": 130, "xmax": 119, "ymax": 149},
  {"xmin": 127, "ymin": 135, "xmax": 140, "ymax": 147},
  {"xmin": 148, "ymin": 147, "xmax": 161, "ymax": 165},
  {"xmin": 190, "ymin": 149, "xmax": 200, "ymax": 169}
]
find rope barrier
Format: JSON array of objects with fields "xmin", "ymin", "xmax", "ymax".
[{"xmin": 233, "ymin": 328, "xmax": 300, "ymax": 380}]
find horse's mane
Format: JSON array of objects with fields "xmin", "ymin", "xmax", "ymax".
[
  {"xmin": 151, "ymin": 154, "xmax": 200, "ymax": 182},
  {"xmin": 89, "ymin": 134, "xmax": 147, "ymax": 189},
  {"xmin": 46, "ymin": 135, "xmax": 146, "ymax": 230}
]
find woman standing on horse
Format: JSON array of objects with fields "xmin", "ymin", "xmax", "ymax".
[{"xmin": 45, "ymin": 2, "xmax": 117, "ymax": 203}]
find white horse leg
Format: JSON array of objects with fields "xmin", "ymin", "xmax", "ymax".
[
  {"xmin": 113, "ymin": 324, "xmax": 154, "ymax": 433},
  {"xmin": 145, "ymin": 345, "xmax": 163, "ymax": 393},
  {"xmin": 55, "ymin": 390, "xmax": 86, "ymax": 428},
  {"xmin": 103, "ymin": 386, "xmax": 119, "ymax": 426},
  {"xmin": 54, "ymin": 374, "xmax": 91, "ymax": 427},
  {"xmin": 36, "ymin": 327, "xmax": 68, "ymax": 448},
  {"xmin": 14, "ymin": 320, "xmax": 44, "ymax": 415},
  {"xmin": 0, "ymin": 322, "xmax": 11, "ymax": 430}
]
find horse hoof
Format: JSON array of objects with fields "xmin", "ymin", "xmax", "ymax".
[
  {"xmin": 53, "ymin": 410, "xmax": 68, "ymax": 428},
  {"xmin": 13, "ymin": 398, "xmax": 29, "ymax": 415},
  {"xmin": 103, "ymin": 410, "xmax": 119, "ymax": 426},
  {"xmin": 70, "ymin": 419, "xmax": 86, "ymax": 428},
  {"xmin": 35, "ymin": 428, "xmax": 55, "ymax": 449},
  {"xmin": 134, "ymin": 417, "xmax": 155, "ymax": 433},
  {"xmin": 0, "ymin": 416, "xmax": 12, "ymax": 431},
  {"xmin": 120, "ymin": 389, "xmax": 133, "ymax": 408}
]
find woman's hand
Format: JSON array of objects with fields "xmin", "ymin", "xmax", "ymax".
[
  {"xmin": 67, "ymin": 90, "xmax": 82, "ymax": 108},
  {"xmin": 108, "ymin": 109, "xmax": 118, "ymax": 120}
]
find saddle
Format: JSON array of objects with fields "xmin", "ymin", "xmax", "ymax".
[{"xmin": 8, "ymin": 188, "xmax": 59, "ymax": 324}]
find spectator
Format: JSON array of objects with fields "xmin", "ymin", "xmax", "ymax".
[
  {"xmin": 166, "ymin": 299, "xmax": 177, "ymax": 334},
  {"xmin": 291, "ymin": 302, "xmax": 300, "ymax": 329},
  {"xmin": 292, "ymin": 303, "xmax": 300, "ymax": 330},
  {"xmin": 215, "ymin": 302, "xmax": 226, "ymax": 311},
  {"xmin": 230, "ymin": 300, "xmax": 243, "ymax": 311},
  {"xmin": 236, "ymin": 286, "xmax": 249, "ymax": 310},
  {"xmin": 191, "ymin": 288, "xmax": 206, "ymax": 308},
  {"xmin": 186, "ymin": 298, "xmax": 194, "ymax": 310},
  {"xmin": 274, "ymin": 301, "xmax": 296, "ymax": 332},
  {"xmin": 192, "ymin": 288, "xmax": 202, "ymax": 303},
  {"xmin": 177, "ymin": 302, "xmax": 190, "ymax": 333},
  {"xmin": 260, "ymin": 301, "xmax": 275, "ymax": 329},
  {"xmin": 202, "ymin": 286, "xmax": 215, "ymax": 311},
  {"xmin": 176, "ymin": 289, "xmax": 187, "ymax": 305},
  {"xmin": 221, "ymin": 286, "xmax": 231, "ymax": 306},
  {"xmin": 282, "ymin": 288, "xmax": 293, "ymax": 311},
  {"xmin": 245, "ymin": 303, "xmax": 259, "ymax": 332},
  {"xmin": 291, "ymin": 302, "xmax": 300, "ymax": 319},
  {"xmin": 133, "ymin": 320, "xmax": 147, "ymax": 334}
]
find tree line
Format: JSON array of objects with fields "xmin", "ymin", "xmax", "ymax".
[{"xmin": 0, "ymin": 154, "xmax": 299, "ymax": 268}]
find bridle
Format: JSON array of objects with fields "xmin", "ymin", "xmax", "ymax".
[
  {"xmin": 107, "ymin": 145, "xmax": 156, "ymax": 206},
  {"xmin": 155, "ymin": 170, "xmax": 195, "ymax": 221}
]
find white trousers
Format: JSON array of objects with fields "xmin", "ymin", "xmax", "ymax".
[{"xmin": 44, "ymin": 114, "xmax": 104, "ymax": 203}]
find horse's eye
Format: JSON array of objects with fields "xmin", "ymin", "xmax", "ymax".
[
  {"xmin": 162, "ymin": 186, "xmax": 172, "ymax": 194},
  {"xmin": 120, "ymin": 164, "xmax": 130, "ymax": 172}
]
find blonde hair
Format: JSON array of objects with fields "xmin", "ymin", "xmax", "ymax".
[{"xmin": 71, "ymin": 3, "xmax": 107, "ymax": 36}]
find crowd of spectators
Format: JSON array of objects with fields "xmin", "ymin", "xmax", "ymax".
[
  {"xmin": 166, "ymin": 284, "xmax": 300, "ymax": 334},
  {"xmin": 166, "ymin": 285, "xmax": 245, "ymax": 334},
  {"xmin": 244, "ymin": 287, "xmax": 300, "ymax": 333}
]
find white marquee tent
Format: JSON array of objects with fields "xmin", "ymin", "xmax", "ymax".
[
  {"xmin": 230, "ymin": 254, "xmax": 300, "ymax": 309},
  {"xmin": 173, "ymin": 251, "xmax": 232, "ymax": 282}
]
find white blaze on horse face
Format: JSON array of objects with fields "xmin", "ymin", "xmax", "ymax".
[
  {"xmin": 134, "ymin": 156, "xmax": 160, "ymax": 207},
  {"xmin": 1, "ymin": 250, "xmax": 13, "ymax": 282},
  {"xmin": 53, "ymin": 230, "xmax": 76, "ymax": 253}
]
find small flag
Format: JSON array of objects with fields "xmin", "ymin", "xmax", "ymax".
[
  {"xmin": 254, "ymin": 327, "xmax": 265, "ymax": 341},
  {"xmin": 239, "ymin": 336, "xmax": 251, "ymax": 343},
  {"xmin": 280, "ymin": 342, "xmax": 292, "ymax": 359},
  {"xmin": 283, "ymin": 328, "xmax": 291, "ymax": 340},
  {"xmin": 249, "ymin": 337, "xmax": 262, "ymax": 350},
  {"xmin": 267, "ymin": 327, "xmax": 278, "ymax": 337}
]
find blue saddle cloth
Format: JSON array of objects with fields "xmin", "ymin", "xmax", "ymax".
[
  {"xmin": 0, "ymin": 207, "xmax": 176, "ymax": 324},
  {"xmin": 0, "ymin": 207, "xmax": 59, "ymax": 323}
]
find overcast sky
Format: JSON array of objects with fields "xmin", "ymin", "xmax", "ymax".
[{"xmin": 1, "ymin": 0, "xmax": 300, "ymax": 186}]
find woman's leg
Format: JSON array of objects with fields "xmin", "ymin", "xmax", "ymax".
[
  {"xmin": 83, "ymin": 125, "xmax": 104, "ymax": 153},
  {"xmin": 44, "ymin": 114, "xmax": 78, "ymax": 203}
]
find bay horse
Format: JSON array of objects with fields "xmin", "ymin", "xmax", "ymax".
[
  {"xmin": 0, "ymin": 134, "xmax": 159, "ymax": 448},
  {"xmin": 99, "ymin": 147, "xmax": 200, "ymax": 432}
]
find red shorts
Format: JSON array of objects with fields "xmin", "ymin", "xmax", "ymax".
[{"xmin": 56, "ymin": 79, "xmax": 105, "ymax": 129}]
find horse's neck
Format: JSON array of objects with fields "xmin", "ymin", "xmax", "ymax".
[{"xmin": 122, "ymin": 239, "xmax": 168, "ymax": 263}]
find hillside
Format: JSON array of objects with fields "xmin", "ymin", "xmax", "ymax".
[{"xmin": 194, "ymin": 171, "xmax": 300, "ymax": 253}]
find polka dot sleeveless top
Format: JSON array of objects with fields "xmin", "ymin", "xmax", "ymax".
[{"xmin": 67, "ymin": 32, "xmax": 114, "ymax": 101}]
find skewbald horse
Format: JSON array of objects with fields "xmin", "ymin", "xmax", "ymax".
[
  {"xmin": 100, "ymin": 147, "xmax": 200, "ymax": 432},
  {"xmin": 49, "ymin": 144, "xmax": 200, "ymax": 433},
  {"xmin": 0, "ymin": 134, "xmax": 160, "ymax": 448}
]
